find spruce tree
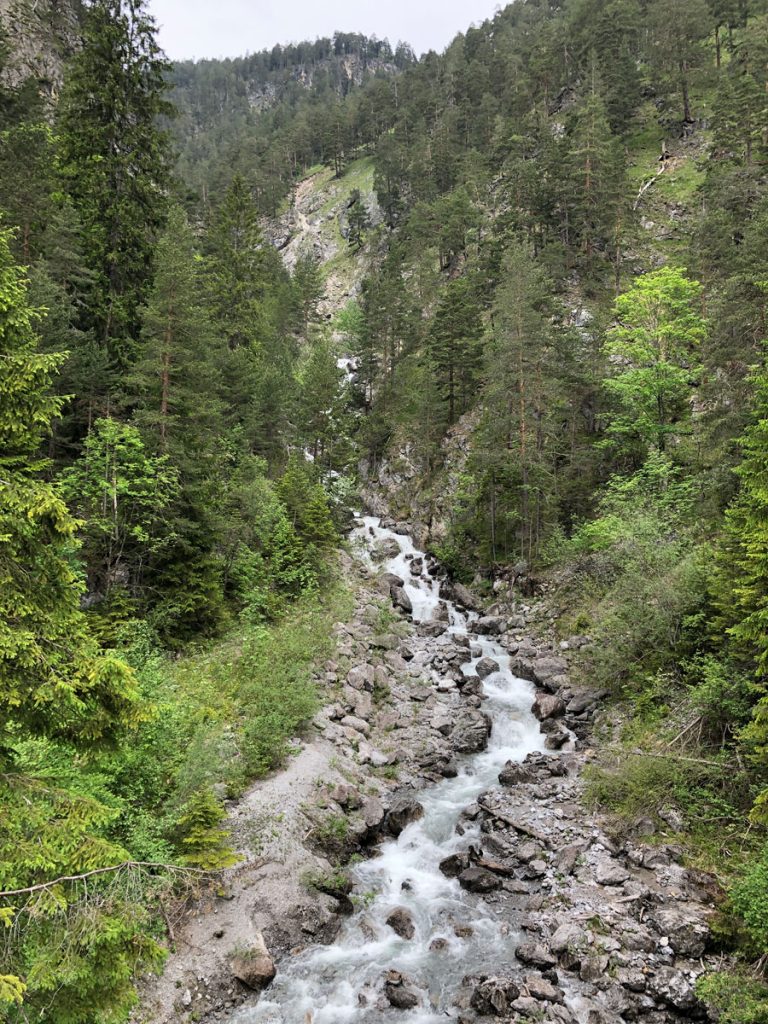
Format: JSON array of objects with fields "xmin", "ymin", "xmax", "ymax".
[
  {"xmin": 58, "ymin": 0, "xmax": 172, "ymax": 375},
  {"xmin": 0, "ymin": 227, "xmax": 139, "ymax": 755}
]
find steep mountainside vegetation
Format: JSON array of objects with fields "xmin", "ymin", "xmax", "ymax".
[{"xmin": 3, "ymin": 0, "xmax": 768, "ymax": 1019}]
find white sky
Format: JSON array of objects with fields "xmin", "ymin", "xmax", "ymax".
[{"xmin": 147, "ymin": 0, "xmax": 503, "ymax": 61}]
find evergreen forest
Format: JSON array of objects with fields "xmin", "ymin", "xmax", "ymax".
[{"xmin": 3, "ymin": 0, "xmax": 768, "ymax": 1020}]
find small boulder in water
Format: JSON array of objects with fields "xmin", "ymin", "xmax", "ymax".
[
  {"xmin": 384, "ymin": 971, "xmax": 420, "ymax": 1010},
  {"xmin": 476, "ymin": 656, "xmax": 500, "ymax": 679},
  {"xmin": 439, "ymin": 852, "xmax": 470, "ymax": 878},
  {"xmin": 386, "ymin": 793, "xmax": 424, "ymax": 836},
  {"xmin": 386, "ymin": 907, "xmax": 415, "ymax": 940},
  {"xmin": 532, "ymin": 692, "xmax": 566, "ymax": 721},
  {"xmin": 452, "ymin": 710, "xmax": 492, "ymax": 753},
  {"xmin": 372, "ymin": 537, "xmax": 401, "ymax": 561},
  {"xmin": 390, "ymin": 584, "xmax": 413, "ymax": 614}
]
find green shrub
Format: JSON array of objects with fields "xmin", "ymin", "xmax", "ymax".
[{"xmin": 696, "ymin": 972, "xmax": 768, "ymax": 1024}]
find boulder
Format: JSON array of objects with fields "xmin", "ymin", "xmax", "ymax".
[
  {"xmin": 458, "ymin": 867, "xmax": 501, "ymax": 893},
  {"xmin": 390, "ymin": 585, "xmax": 413, "ymax": 614},
  {"xmin": 549, "ymin": 922, "xmax": 586, "ymax": 956},
  {"xmin": 531, "ymin": 656, "xmax": 569, "ymax": 690},
  {"xmin": 386, "ymin": 793, "xmax": 424, "ymax": 836},
  {"xmin": 384, "ymin": 971, "xmax": 420, "ymax": 1010},
  {"xmin": 646, "ymin": 967, "xmax": 703, "ymax": 1013},
  {"xmin": 453, "ymin": 581, "xmax": 481, "ymax": 611},
  {"xmin": 373, "ymin": 537, "xmax": 401, "ymax": 562},
  {"xmin": 532, "ymin": 692, "xmax": 566, "ymax": 721},
  {"xmin": 475, "ymin": 616, "xmax": 506, "ymax": 635},
  {"xmin": 523, "ymin": 974, "xmax": 565, "ymax": 1004},
  {"xmin": 498, "ymin": 760, "xmax": 534, "ymax": 787},
  {"xmin": 470, "ymin": 977, "xmax": 521, "ymax": 1016},
  {"xmin": 361, "ymin": 796, "xmax": 385, "ymax": 830},
  {"xmin": 515, "ymin": 942, "xmax": 557, "ymax": 968},
  {"xmin": 347, "ymin": 664, "xmax": 375, "ymax": 691},
  {"xmin": 452, "ymin": 710, "xmax": 493, "ymax": 753},
  {"xmin": 230, "ymin": 933, "xmax": 276, "ymax": 991},
  {"xmin": 650, "ymin": 906, "xmax": 710, "ymax": 958},
  {"xmin": 595, "ymin": 860, "xmax": 630, "ymax": 886},
  {"xmin": 386, "ymin": 907, "xmax": 415, "ymax": 940},
  {"xmin": 340, "ymin": 715, "xmax": 371, "ymax": 736},
  {"xmin": 476, "ymin": 656, "xmax": 500, "ymax": 679},
  {"xmin": 440, "ymin": 852, "xmax": 470, "ymax": 878}
]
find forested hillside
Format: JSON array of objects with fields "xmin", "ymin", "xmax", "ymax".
[{"xmin": 3, "ymin": 0, "xmax": 768, "ymax": 1019}]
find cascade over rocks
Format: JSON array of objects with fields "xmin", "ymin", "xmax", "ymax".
[{"xmin": 144, "ymin": 512, "xmax": 724, "ymax": 1024}]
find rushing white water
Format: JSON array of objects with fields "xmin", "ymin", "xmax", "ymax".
[{"xmin": 231, "ymin": 516, "xmax": 544, "ymax": 1023}]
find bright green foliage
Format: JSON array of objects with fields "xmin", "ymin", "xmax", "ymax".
[
  {"xmin": 565, "ymin": 452, "xmax": 706, "ymax": 693},
  {"xmin": 0, "ymin": 229, "xmax": 140, "ymax": 757},
  {"xmin": 60, "ymin": 418, "xmax": 179, "ymax": 600},
  {"xmin": 729, "ymin": 844, "xmax": 768, "ymax": 955},
  {"xmin": 277, "ymin": 455, "xmax": 337, "ymax": 549},
  {"xmin": 296, "ymin": 332, "xmax": 351, "ymax": 473},
  {"xmin": 57, "ymin": 0, "xmax": 172, "ymax": 372},
  {"xmin": 696, "ymin": 972, "xmax": 768, "ymax": 1024},
  {"xmin": 604, "ymin": 267, "xmax": 706, "ymax": 460},
  {"xmin": 173, "ymin": 788, "xmax": 238, "ymax": 869}
]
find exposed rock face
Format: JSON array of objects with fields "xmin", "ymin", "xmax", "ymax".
[
  {"xmin": 229, "ymin": 934, "xmax": 276, "ymax": 991},
  {"xmin": 0, "ymin": 0, "xmax": 81, "ymax": 97}
]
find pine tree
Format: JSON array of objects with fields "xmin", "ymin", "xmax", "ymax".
[
  {"xmin": 565, "ymin": 63, "xmax": 625, "ymax": 272},
  {"xmin": 472, "ymin": 244, "xmax": 567, "ymax": 563},
  {"xmin": 0, "ymin": 225, "xmax": 140, "ymax": 755},
  {"xmin": 58, "ymin": 0, "xmax": 172, "ymax": 375},
  {"xmin": 425, "ymin": 277, "xmax": 483, "ymax": 428},
  {"xmin": 133, "ymin": 205, "xmax": 224, "ymax": 462}
]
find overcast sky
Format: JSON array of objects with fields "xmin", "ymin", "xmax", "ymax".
[{"xmin": 147, "ymin": 0, "xmax": 502, "ymax": 61}]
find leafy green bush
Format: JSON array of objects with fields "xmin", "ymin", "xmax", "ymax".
[{"xmin": 697, "ymin": 972, "xmax": 768, "ymax": 1024}]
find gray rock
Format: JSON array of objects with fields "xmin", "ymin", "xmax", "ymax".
[
  {"xmin": 476, "ymin": 656, "xmax": 500, "ymax": 679},
  {"xmin": 476, "ymin": 616, "xmax": 506, "ymax": 635},
  {"xmin": 650, "ymin": 906, "xmax": 710, "ymax": 958},
  {"xmin": 347, "ymin": 664, "xmax": 375, "ymax": 691},
  {"xmin": 230, "ymin": 933, "xmax": 276, "ymax": 991},
  {"xmin": 470, "ymin": 977, "xmax": 521, "ymax": 1016},
  {"xmin": 386, "ymin": 907, "xmax": 415, "ymax": 940},
  {"xmin": 452, "ymin": 710, "xmax": 492, "ymax": 753},
  {"xmin": 595, "ymin": 860, "xmax": 630, "ymax": 886},
  {"xmin": 515, "ymin": 942, "xmax": 557, "ymax": 968},
  {"xmin": 646, "ymin": 967, "xmax": 702, "ymax": 1013},
  {"xmin": 362, "ymin": 796, "xmax": 385, "ymax": 830},
  {"xmin": 340, "ymin": 715, "xmax": 371, "ymax": 736},
  {"xmin": 440, "ymin": 852, "xmax": 470, "ymax": 877},
  {"xmin": 532, "ymin": 692, "xmax": 566, "ymax": 721},
  {"xmin": 458, "ymin": 867, "xmax": 501, "ymax": 893},
  {"xmin": 549, "ymin": 922, "xmax": 585, "ymax": 955},
  {"xmin": 523, "ymin": 974, "xmax": 565, "ymax": 1003},
  {"xmin": 384, "ymin": 971, "xmax": 420, "ymax": 1010},
  {"xmin": 373, "ymin": 537, "xmax": 401, "ymax": 561},
  {"xmin": 386, "ymin": 793, "xmax": 424, "ymax": 836},
  {"xmin": 390, "ymin": 585, "xmax": 413, "ymax": 614}
]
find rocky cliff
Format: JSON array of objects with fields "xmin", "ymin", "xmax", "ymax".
[{"xmin": 0, "ymin": 0, "xmax": 81, "ymax": 98}]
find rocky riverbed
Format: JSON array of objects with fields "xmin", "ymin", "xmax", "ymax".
[{"xmin": 138, "ymin": 514, "xmax": 721, "ymax": 1024}]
